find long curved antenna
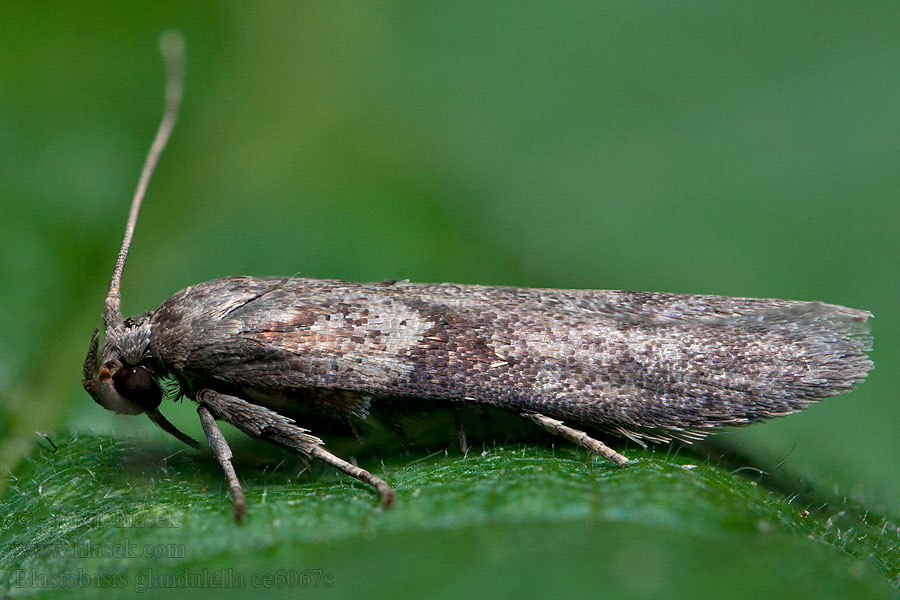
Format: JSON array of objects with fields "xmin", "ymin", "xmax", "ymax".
[{"xmin": 103, "ymin": 31, "xmax": 185, "ymax": 329}]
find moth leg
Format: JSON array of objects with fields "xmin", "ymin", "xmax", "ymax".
[
  {"xmin": 197, "ymin": 404, "xmax": 247, "ymax": 522},
  {"xmin": 197, "ymin": 389, "xmax": 395, "ymax": 507},
  {"xmin": 307, "ymin": 445, "xmax": 395, "ymax": 507},
  {"xmin": 521, "ymin": 411, "xmax": 629, "ymax": 466},
  {"xmin": 453, "ymin": 409, "xmax": 469, "ymax": 455}
]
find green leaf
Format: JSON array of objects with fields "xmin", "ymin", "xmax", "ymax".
[{"xmin": 1, "ymin": 435, "xmax": 897, "ymax": 599}]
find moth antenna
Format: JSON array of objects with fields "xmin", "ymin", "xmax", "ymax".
[
  {"xmin": 103, "ymin": 30, "xmax": 186, "ymax": 329},
  {"xmin": 147, "ymin": 410, "xmax": 200, "ymax": 449}
]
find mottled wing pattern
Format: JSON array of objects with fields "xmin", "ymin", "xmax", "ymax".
[{"xmin": 149, "ymin": 276, "xmax": 872, "ymax": 437}]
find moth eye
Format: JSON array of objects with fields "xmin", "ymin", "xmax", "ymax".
[{"xmin": 112, "ymin": 365, "xmax": 162, "ymax": 412}]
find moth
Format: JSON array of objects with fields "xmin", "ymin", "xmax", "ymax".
[{"xmin": 82, "ymin": 34, "xmax": 873, "ymax": 522}]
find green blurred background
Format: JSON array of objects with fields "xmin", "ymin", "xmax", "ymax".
[{"xmin": 1, "ymin": 2, "xmax": 899, "ymax": 598}]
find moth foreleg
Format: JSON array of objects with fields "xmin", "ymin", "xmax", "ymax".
[
  {"xmin": 196, "ymin": 390, "xmax": 395, "ymax": 508},
  {"xmin": 197, "ymin": 404, "xmax": 247, "ymax": 522},
  {"xmin": 521, "ymin": 411, "xmax": 629, "ymax": 466}
]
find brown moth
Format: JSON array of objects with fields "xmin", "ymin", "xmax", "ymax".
[{"xmin": 82, "ymin": 33, "xmax": 873, "ymax": 522}]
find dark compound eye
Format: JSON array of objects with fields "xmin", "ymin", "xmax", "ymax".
[{"xmin": 112, "ymin": 364, "xmax": 162, "ymax": 412}]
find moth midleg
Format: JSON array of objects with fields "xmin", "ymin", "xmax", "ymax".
[
  {"xmin": 197, "ymin": 404, "xmax": 247, "ymax": 522},
  {"xmin": 521, "ymin": 411, "xmax": 629, "ymax": 466},
  {"xmin": 196, "ymin": 389, "xmax": 394, "ymax": 508}
]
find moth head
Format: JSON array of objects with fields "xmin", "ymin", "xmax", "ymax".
[
  {"xmin": 82, "ymin": 322, "xmax": 199, "ymax": 449},
  {"xmin": 82, "ymin": 319, "xmax": 160, "ymax": 416}
]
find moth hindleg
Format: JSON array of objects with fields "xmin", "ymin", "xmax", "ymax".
[
  {"xmin": 196, "ymin": 389, "xmax": 395, "ymax": 508},
  {"xmin": 521, "ymin": 411, "xmax": 629, "ymax": 466},
  {"xmin": 197, "ymin": 404, "xmax": 247, "ymax": 522}
]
